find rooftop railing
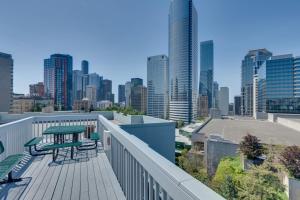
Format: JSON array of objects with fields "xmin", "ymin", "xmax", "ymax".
[{"xmin": 0, "ymin": 114, "xmax": 224, "ymax": 200}]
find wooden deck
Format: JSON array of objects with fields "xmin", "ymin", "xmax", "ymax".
[{"xmin": 0, "ymin": 145, "xmax": 125, "ymax": 200}]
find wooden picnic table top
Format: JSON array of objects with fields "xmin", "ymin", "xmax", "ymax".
[{"xmin": 43, "ymin": 125, "xmax": 86, "ymax": 135}]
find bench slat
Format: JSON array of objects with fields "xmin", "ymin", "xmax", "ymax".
[
  {"xmin": 42, "ymin": 142, "xmax": 83, "ymax": 150},
  {"xmin": 0, "ymin": 154, "xmax": 23, "ymax": 180},
  {"xmin": 24, "ymin": 137, "xmax": 43, "ymax": 147}
]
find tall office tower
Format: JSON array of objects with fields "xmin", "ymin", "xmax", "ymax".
[
  {"xmin": 257, "ymin": 54, "xmax": 300, "ymax": 113},
  {"xmin": 0, "ymin": 53, "xmax": 13, "ymax": 112},
  {"xmin": 44, "ymin": 54, "xmax": 73, "ymax": 110},
  {"xmin": 213, "ymin": 81, "xmax": 219, "ymax": 109},
  {"xmin": 131, "ymin": 85, "xmax": 147, "ymax": 114},
  {"xmin": 241, "ymin": 49, "xmax": 272, "ymax": 116},
  {"xmin": 44, "ymin": 58, "xmax": 55, "ymax": 98},
  {"xmin": 29, "ymin": 82, "xmax": 45, "ymax": 97},
  {"xmin": 131, "ymin": 78, "xmax": 143, "ymax": 87},
  {"xmin": 234, "ymin": 95, "xmax": 242, "ymax": 115},
  {"xmin": 72, "ymin": 70, "xmax": 83, "ymax": 101},
  {"xmin": 101, "ymin": 79, "xmax": 114, "ymax": 103},
  {"xmin": 81, "ymin": 60, "xmax": 89, "ymax": 75},
  {"xmin": 197, "ymin": 95, "xmax": 209, "ymax": 117},
  {"xmin": 88, "ymin": 73, "xmax": 101, "ymax": 100},
  {"xmin": 219, "ymin": 87, "xmax": 229, "ymax": 116},
  {"xmin": 82, "ymin": 74, "xmax": 89, "ymax": 98},
  {"xmin": 125, "ymin": 81, "xmax": 132, "ymax": 107},
  {"xmin": 118, "ymin": 85, "xmax": 126, "ymax": 103},
  {"xmin": 199, "ymin": 40, "xmax": 214, "ymax": 109},
  {"xmin": 169, "ymin": 0, "xmax": 198, "ymax": 124},
  {"xmin": 147, "ymin": 55, "xmax": 169, "ymax": 119},
  {"xmin": 86, "ymin": 85, "xmax": 97, "ymax": 108}
]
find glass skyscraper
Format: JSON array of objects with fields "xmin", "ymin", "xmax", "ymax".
[
  {"xmin": 199, "ymin": 40, "xmax": 214, "ymax": 109},
  {"xmin": 72, "ymin": 70, "xmax": 83, "ymax": 101},
  {"xmin": 169, "ymin": 0, "xmax": 198, "ymax": 123},
  {"xmin": 241, "ymin": 49, "xmax": 272, "ymax": 116},
  {"xmin": 0, "ymin": 52, "xmax": 13, "ymax": 112},
  {"xmin": 257, "ymin": 54, "xmax": 300, "ymax": 113},
  {"xmin": 44, "ymin": 54, "xmax": 73, "ymax": 110},
  {"xmin": 81, "ymin": 60, "xmax": 89, "ymax": 75},
  {"xmin": 118, "ymin": 84, "xmax": 126, "ymax": 103},
  {"xmin": 147, "ymin": 55, "xmax": 169, "ymax": 119}
]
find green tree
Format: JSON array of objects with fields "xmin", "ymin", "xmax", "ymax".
[
  {"xmin": 240, "ymin": 134, "xmax": 264, "ymax": 159},
  {"xmin": 220, "ymin": 175, "xmax": 238, "ymax": 200},
  {"xmin": 238, "ymin": 165, "xmax": 287, "ymax": 200},
  {"xmin": 212, "ymin": 157, "xmax": 244, "ymax": 193}
]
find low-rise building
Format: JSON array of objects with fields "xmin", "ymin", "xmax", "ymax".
[{"xmin": 96, "ymin": 100, "xmax": 113, "ymax": 110}]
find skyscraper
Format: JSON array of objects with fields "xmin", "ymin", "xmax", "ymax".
[
  {"xmin": 125, "ymin": 81, "xmax": 132, "ymax": 107},
  {"xmin": 199, "ymin": 40, "xmax": 214, "ymax": 109},
  {"xmin": 86, "ymin": 85, "xmax": 97, "ymax": 108},
  {"xmin": 81, "ymin": 60, "xmax": 89, "ymax": 75},
  {"xmin": 118, "ymin": 85, "xmax": 125, "ymax": 103},
  {"xmin": 234, "ymin": 95, "xmax": 242, "ymax": 115},
  {"xmin": 0, "ymin": 52, "xmax": 13, "ymax": 112},
  {"xmin": 44, "ymin": 54, "xmax": 73, "ymax": 110},
  {"xmin": 169, "ymin": 0, "xmax": 198, "ymax": 123},
  {"xmin": 131, "ymin": 85, "xmax": 147, "ymax": 114},
  {"xmin": 72, "ymin": 70, "xmax": 83, "ymax": 101},
  {"xmin": 213, "ymin": 81, "xmax": 219, "ymax": 109},
  {"xmin": 101, "ymin": 79, "xmax": 114, "ymax": 103},
  {"xmin": 241, "ymin": 49, "xmax": 272, "ymax": 116},
  {"xmin": 257, "ymin": 54, "xmax": 300, "ymax": 113},
  {"xmin": 131, "ymin": 78, "xmax": 143, "ymax": 87},
  {"xmin": 219, "ymin": 87, "xmax": 229, "ymax": 116},
  {"xmin": 88, "ymin": 73, "xmax": 102, "ymax": 100},
  {"xmin": 147, "ymin": 55, "xmax": 169, "ymax": 119},
  {"xmin": 44, "ymin": 58, "xmax": 55, "ymax": 98}
]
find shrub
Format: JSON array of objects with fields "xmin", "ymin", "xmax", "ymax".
[
  {"xmin": 240, "ymin": 134, "xmax": 264, "ymax": 159},
  {"xmin": 280, "ymin": 145, "xmax": 300, "ymax": 179}
]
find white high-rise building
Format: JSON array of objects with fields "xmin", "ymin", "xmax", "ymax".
[
  {"xmin": 169, "ymin": 0, "xmax": 198, "ymax": 123},
  {"xmin": 147, "ymin": 55, "xmax": 169, "ymax": 119},
  {"xmin": 219, "ymin": 87, "xmax": 229, "ymax": 116},
  {"xmin": 125, "ymin": 81, "xmax": 131, "ymax": 107},
  {"xmin": 86, "ymin": 85, "xmax": 97, "ymax": 108}
]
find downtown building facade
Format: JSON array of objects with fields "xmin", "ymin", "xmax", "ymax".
[
  {"xmin": 29, "ymin": 82, "xmax": 45, "ymax": 97},
  {"xmin": 241, "ymin": 49, "xmax": 272, "ymax": 116},
  {"xmin": 257, "ymin": 54, "xmax": 300, "ymax": 114},
  {"xmin": 44, "ymin": 54, "xmax": 73, "ymax": 110},
  {"xmin": 0, "ymin": 52, "xmax": 13, "ymax": 112},
  {"xmin": 118, "ymin": 84, "xmax": 125, "ymax": 104},
  {"xmin": 147, "ymin": 55, "xmax": 169, "ymax": 119},
  {"xmin": 199, "ymin": 40, "xmax": 214, "ymax": 109},
  {"xmin": 169, "ymin": 0, "xmax": 198, "ymax": 123},
  {"xmin": 72, "ymin": 70, "xmax": 83, "ymax": 101},
  {"xmin": 219, "ymin": 87, "xmax": 229, "ymax": 116}
]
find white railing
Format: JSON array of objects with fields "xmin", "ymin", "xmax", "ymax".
[
  {"xmin": 0, "ymin": 117, "xmax": 33, "ymax": 160},
  {"xmin": 99, "ymin": 115, "xmax": 224, "ymax": 200},
  {"xmin": 0, "ymin": 114, "xmax": 224, "ymax": 200}
]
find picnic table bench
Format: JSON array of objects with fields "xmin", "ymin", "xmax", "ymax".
[{"xmin": 0, "ymin": 141, "xmax": 23, "ymax": 184}]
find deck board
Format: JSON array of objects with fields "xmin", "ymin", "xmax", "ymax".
[{"xmin": 0, "ymin": 145, "xmax": 125, "ymax": 200}]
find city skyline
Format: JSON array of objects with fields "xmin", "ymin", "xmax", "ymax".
[{"xmin": 1, "ymin": 0, "xmax": 300, "ymax": 102}]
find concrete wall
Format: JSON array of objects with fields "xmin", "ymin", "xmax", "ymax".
[
  {"xmin": 120, "ymin": 122, "xmax": 176, "ymax": 163},
  {"xmin": 277, "ymin": 117, "xmax": 300, "ymax": 132},
  {"xmin": 254, "ymin": 112, "xmax": 268, "ymax": 120},
  {"xmin": 205, "ymin": 136, "xmax": 239, "ymax": 176},
  {"xmin": 283, "ymin": 175, "xmax": 300, "ymax": 200}
]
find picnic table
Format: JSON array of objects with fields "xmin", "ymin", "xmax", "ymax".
[{"xmin": 43, "ymin": 125, "xmax": 86, "ymax": 161}]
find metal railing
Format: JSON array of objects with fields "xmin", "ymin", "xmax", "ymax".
[{"xmin": 0, "ymin": 114, "xmax": 224, "ymax": 200}]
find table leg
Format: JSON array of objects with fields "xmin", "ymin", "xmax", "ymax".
[{"xmin": 71, "ymin": 146, "xmax": 74, "ymax": 159}]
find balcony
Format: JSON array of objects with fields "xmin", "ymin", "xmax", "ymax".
[{"xmin": 0, "ymin": 113, "xmax": 223, "ymax": 200}]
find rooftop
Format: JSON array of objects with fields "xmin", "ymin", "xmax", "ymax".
[
  {"xmin": 1, "ymin": 147, "xmax": 125, "ymax": 200},
  {"xmin": 199, "ymin": 118, "xmax": 300, "ymax": 146}
]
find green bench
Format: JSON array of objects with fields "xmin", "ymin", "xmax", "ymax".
[
  {"xmin": 0, "ymin": 141, "xmax": 23, "ymax": 184},
  {"xmin": 24, "ymin": 137, "xmax": 43, "ymax": 155},
  {"xmin": 42, "ymin": 142, "xmax": 82, "ymax": 161},
  {"xmin": 90, "ymin": 132, "xmax": 100, "ymax": 148}
]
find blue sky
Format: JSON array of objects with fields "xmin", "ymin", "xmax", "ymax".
[{"xmin": 1, "ymin": 0, "xmax": 300, "ymax": 102}]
